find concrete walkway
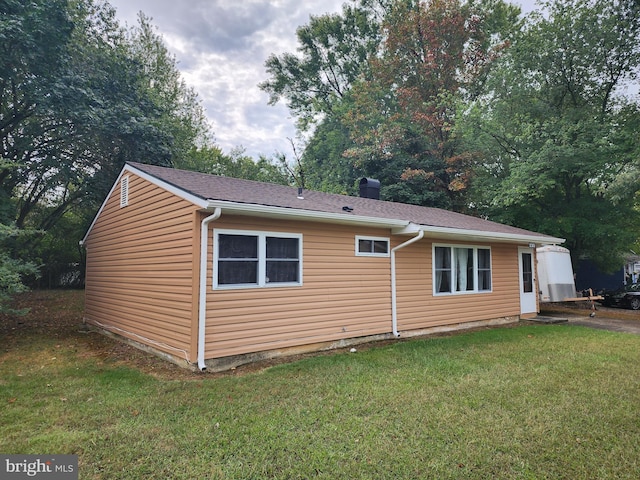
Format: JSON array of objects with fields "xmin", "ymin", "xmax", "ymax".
[
  {"xmin": 537, "ymin": 306, "xmax": 640, "ymax": 334},
  {"xmin": 567, "ymin": 315, "xmax": 640, "ymax": 334}
]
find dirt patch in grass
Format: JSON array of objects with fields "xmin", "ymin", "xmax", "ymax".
[
  {"xmin": 0, "ymin": 290, "xmax": 391, "ymax": 380},
  {"xmin": 1, "ymin": 290, "xmax": 212, "ymax": 380}
]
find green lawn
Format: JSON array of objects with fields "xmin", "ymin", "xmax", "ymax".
[{"xmin": 2, "ymin": 291, "xmax": 640, "ymax": 479}]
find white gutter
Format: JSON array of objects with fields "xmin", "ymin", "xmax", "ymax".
[
  {"xmin": 392, "ymin": 223, "xmax": 564, "ymax": 246},
  {"xmin": 390, "ymin": 230, "xmax": 425, "ymax": 337},
  {"xmin": 197, "ymin": 208, "xmax": 222, "ymax": 371}
]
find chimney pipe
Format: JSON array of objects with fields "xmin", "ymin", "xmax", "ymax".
[{"xmin": 359, "ymin": 178, "xmax": 380, "ymax": 200}]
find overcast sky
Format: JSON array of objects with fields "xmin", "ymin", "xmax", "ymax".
[{"xmin": 108, "ymin": 0, "xmax": 539, "ymax": 160}]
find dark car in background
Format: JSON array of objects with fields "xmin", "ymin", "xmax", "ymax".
[{"xmin": 600, "ymin": 283, "xmax": 640, "ymax": 310}]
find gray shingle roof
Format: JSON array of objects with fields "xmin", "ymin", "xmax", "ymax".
[{"xmin": 128, "ymin": 162, "xmax": 558, "ymax": 241}]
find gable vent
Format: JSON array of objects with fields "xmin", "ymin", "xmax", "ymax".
[{"xmin": 120, "ymin": 175, "xmax": 129, "ymax": 207}]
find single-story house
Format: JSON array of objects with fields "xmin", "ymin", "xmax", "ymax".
[{"xmin": 81, "ymin": 162, "xmax": 564, "ymax": 371}]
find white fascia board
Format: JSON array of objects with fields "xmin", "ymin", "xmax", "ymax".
[
  {"xmin": 392, "ymin": 223, "xmax": 565, "ymax": 246},
  {"xmin": 205, "ymin": 200, "xmax": 410, "ymax": 229},
  {"xmin": 124, "ymin": 164, "xmax": 209, "ymax": 208},
  {"xmin": 80, "ymin": 163, "xmax": 209, "ymax": 245}
]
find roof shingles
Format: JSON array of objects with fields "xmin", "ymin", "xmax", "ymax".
[{"xmin": 128, "ymin": 162, "xmax": 557, "ymax": 240}]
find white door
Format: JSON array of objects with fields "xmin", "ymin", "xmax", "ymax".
[{"xmin": 518, "ymin": 247, "xmax": 537, "ymax": 314}]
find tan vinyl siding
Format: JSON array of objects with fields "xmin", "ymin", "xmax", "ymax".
[
  {"xmin": 202, "ymin": 215, "xmax": 527, "ymax": 360},
  {"xmin": 84, "ymin": 173, "xmax": 200, "ymax": 362},
  {"xmin": 202, "ymin": 215, "xmax": 393, "ymax": 359},
  {"xmin": 395, "ymin": 241, "xmax": 521, "ymax": 331}
]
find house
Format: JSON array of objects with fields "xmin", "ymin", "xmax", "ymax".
[{"xmin": 81, "ymin": 162, "xmax": 564, "ymax": 371}]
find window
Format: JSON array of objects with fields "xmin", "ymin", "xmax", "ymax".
[
  {"xmin": 214, "ymin": 230, "xmax": 302, "ymax": 289},
  {"xmin": 478, "ymin": 248, "xmax": 492, "ymax": 291},
  {"xmin": 356, "ymin": 236, "xmax": 390, "ymax": 257},
  {"xmin": 521, "ymin": 252, "xmax": 533, "ymax": 293},
  {"xmin": 120, "ymin": 175, "xmax": 129, "ymax": 207},
  {"xmin": 433, "ymin": 245, "xmax": 492, "ymax": 295}
]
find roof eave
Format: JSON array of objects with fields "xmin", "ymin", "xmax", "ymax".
[
  {"xmin": 393, "ymin": 223, "xmax": 565, "ymax": 246},
  {"xmin": 206, "ymin": 201, "xmax": 564, "ymax": 244}
]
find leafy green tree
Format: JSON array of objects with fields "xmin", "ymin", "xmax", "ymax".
[
  {"xmin": 262, "ymin": 0, "xmax": 519, "ymax": 204},
  {"xmin": 261, "ymin": 0, "xmax": 387, "ymax": 130},
  {"xmin": 0, "ymin": 0, "xmax": 232, "ymax": 290},
  {"xmin": 0, "ymin": 162, "xmax": 39, "ymax": 313},
  {"xmin": 0, "ymin": 0, "xmax": 75, "ymax": 224},
  {"xmin": 342, "ymin": 0, "xmax": 517, "ymax": 209},
  {"xmin": 0, "ymin": 224, "xmax": 39, "ymax": 314},
  {"xmin": 1, "ymin": 0, "xmax": 180, "ymax": 232},
  {"xmin": 260, "ymin": 1, "xmax": 390, "ymax": 192},
  {"xmin": 127, "ymin": 13, "xmax": 213, "ymax": 163},
  {"xmin": 464, "ymin": 0, "xmax": 640, "ymax": 270},
  {"xmin": 300, "ymin": 116, "xmax": 361, "ymax": 194},
  {"xmin": 176, "ymin": 145, "xmax": 291, "ymax": 185}
]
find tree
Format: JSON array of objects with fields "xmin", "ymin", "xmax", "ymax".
[
  {"xmin": 260, "ymin": 1, "xmax": 390, "ymax": 193},
  {"xmin": 0, "ymin": 162, "xmax": 39, "ymax": 314},
  {"xmin": 1, "ymin": 0, "xmax": 178, "ymax": 232},
  {"xmin": 0, "ymin": 0, "xmax": 229, "ymax": 292},
  {"xmin": 177, "ymin": 145, "xmax": 291, "ymax": 185},
  {"xmin": 261, "ymin": 0, "xmax": 518, "ymax": 202},
  {"xmin": 127, "ymin": 13, "xmax": 213, "ymax": 163},
  {"xmin": 300, "ymin": 116, "xmax": 361, "ymax": 194},
  {"xmin": 0, "ymin": 223, "xmax": 40, "ymax": 314},
  {"xmin": 261, "ymin": 0, "xmax": 387, "ymax": 130},
  {"xmin": 464, "ymin": 0, "xmax": 640, "ymax": 270},
  {"xmin": 342, "ymin": 0, "xmax": 517, "ymax": 209}
]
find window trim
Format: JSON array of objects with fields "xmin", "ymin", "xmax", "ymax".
[
  {"xmin": 355, "ymin": 235, "xmax": 390, "ymax": 257},
  {"xmin": 432, "ymin": 244, "xmax": 492, "ymax": 296},
  {"xmin": 213, "ymin": 229, "xmax": 303, "ymax": 290}
]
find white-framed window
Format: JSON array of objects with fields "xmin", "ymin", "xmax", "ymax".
[
  {"xmin": 433, "ymin": 244, "xmax": 492, "ymax": 295},
  {"xmin": 120, "ymin": 175, "xmax": 129, "ymax": 207},
  {"xmin": 213, "ymin": 229, "xmax": 302, "ymax": 289},
  {"xmin": 356, "ymin": 236, "xmax": 390, "ymax": 257}
]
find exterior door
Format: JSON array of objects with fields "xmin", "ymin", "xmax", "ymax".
[{"xmin": 518, "ymin": 247, "xmax": 537, "ymax": 314}]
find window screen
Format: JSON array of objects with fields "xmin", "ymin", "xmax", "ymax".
[
  {"xmin": 434, "ymin": 245, "xmax": 492, "ymax": 295},
  {"xmin": 356, "ymin": 237, "xmax": 390, "ymax": 256},
  {"xmin": 215, "ymin": 231, "xmax": 302, "ymax": 288},
  {"xmin": 217, "ymin": 234, "xmax": 258, "ymax": 285}
]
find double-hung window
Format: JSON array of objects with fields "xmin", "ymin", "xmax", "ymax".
[
  {"xmin": 433, "ymin": 245, "xmax": 492, "ymax": 295},
  {"xmin": 214, "ymin": 230, "xmax": 302, "ymax": 289}
]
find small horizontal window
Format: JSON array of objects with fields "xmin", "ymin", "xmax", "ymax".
[
  {"xmin": 356, "ymin": 236, "xmax": 390, "ymax": 257},
  {"xmin": 214, "ymin": 230, "xmax": 302, "ymax": 289}
]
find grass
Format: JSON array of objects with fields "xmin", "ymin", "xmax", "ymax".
[{"xmin": 2, "ymin": 291, "xmax": 640, "ymax": 479}]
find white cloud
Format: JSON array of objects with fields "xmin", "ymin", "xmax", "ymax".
[
  {"xmin": 109, "ymin": 0, "xmax": 540, "ymax": 159},
  {"xmin": 109, "ymin": 0, "xmax": 344, "ymax": 159}
]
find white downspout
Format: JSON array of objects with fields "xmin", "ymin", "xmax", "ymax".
[
  {"xmin": 391, "ymin": 230, "xmax": 424, "ymax": 337},
  {"xmin": 198, "ymin": 208, "xmax": 222, "ymax": 371}
]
